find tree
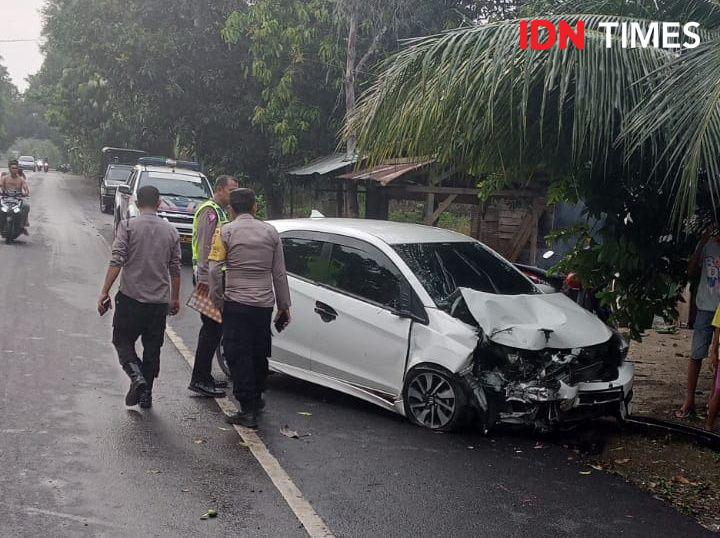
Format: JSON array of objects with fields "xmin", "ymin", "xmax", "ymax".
[
  {"xmin": 223, "ymin": 0, "xmax": 476, "ymax": 216},
  {"xmin": 0, "ymin": 58, "xmax": 16, "ymax": 150},
  {"xmin": 349, "ymin": 0, "xmax": 720, "ymax": 337}
]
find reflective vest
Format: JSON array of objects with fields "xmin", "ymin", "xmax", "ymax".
[{"xmin": 192, "ymin": 199, "xmax": 229, "ymax": 265}]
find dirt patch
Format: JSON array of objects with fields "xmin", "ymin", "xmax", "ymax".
[
  {"xmin": 630, "ymin": 329, "xmax": 715, "ymax": 419},
  {"xmin": 556, "ymin": 329, "xmax": 720, "ymax": 531}
]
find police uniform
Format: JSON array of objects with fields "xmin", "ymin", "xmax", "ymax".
[
  {"xmin": 207, "ymin": 212, "xmax": 291, "ymax": 420},
  {"xmin": 189, "ymin": 198, "xmax": 229, "ymax": 394}
]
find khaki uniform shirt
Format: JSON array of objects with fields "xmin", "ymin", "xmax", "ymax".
[
  {"xmin": 110, "ymin": 213, "xmax": 181, "ymax": 304},
  {"xmin": 208, "ymin": 214, "xmax": 291, "ymax": 310}
]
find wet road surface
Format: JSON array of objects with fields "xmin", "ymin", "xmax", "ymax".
[{"xmin": 0, "ymin": 172, "xmax": 710, "ymax": 536}]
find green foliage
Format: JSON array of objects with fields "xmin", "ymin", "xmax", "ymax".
[
  {"xmin": 222, "ymin": 0, "xmax": 340, "ymax": 161},
  {"xmin": 350, "ymin": 0, "xmax": 720, "ymax": 337},
  {"xmin": 5, "ymin": 138, "xmax": 62, "ymax": 166}
]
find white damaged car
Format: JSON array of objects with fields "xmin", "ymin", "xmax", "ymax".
[{"xmin": 269, "ymin": 218, "xmax": 633, "ymax": 432}]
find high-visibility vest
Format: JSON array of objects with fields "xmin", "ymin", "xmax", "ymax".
[{"xmin": 192, "ymin": 198, "xmax": 229, "ymax": 266}]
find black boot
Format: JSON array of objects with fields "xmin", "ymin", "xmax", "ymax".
[
  {"xmin": 188, "ymin": 380, "xmax": 226, "ymax": 398},
  {"xmin": 121, "ymin": 362, "xmax": 147, "ymax": 406},
  {"xmin": 139, "ymin": 379, "xmax": 153, "ymax": 409},
  {"xmin": 225, "ymin": 411, "xmax": 258, "ymax": 428},
  {"xmin": 226, "ymin": 400, "xmax": 258, "ymax": 428}
]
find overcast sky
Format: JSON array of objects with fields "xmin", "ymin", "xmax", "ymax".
[{"xmin": 0, "ymin": 0, "xmax": 46, "ymax": 93}]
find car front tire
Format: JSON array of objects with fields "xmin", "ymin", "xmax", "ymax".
[{"xmin": 403, "ymin": 365, "xmax": 468, "ymax": 432}]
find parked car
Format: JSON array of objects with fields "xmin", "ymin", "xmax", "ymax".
[
  {"xmin": 114, "ymin": 157, "xmax": 211, "ymax": 254},
  {"xmin": 99, "ymin": 164, "xmax": 133, "ymax": 213},
  {"xmin": 18, "ymin": 156, "xmax": 36, "ymax": 172},
  {"xmin": 265, "ymin": 218, "xmax": 633, "ymax": 433}
]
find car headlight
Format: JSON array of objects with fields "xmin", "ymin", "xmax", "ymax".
[
  {"xmin": 1, "ymin": 206, "xmax": 7, "ymax": 213},
  {"xmin": 100, "ymin": 186, "xmax": 106, "ymax": 194},
  {"xmin": 12, "ymin": 206, "xmax": 20, "ymax": 214}
]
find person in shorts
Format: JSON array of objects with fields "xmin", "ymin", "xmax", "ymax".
[{"xmin": 677, "ymin": 231, "xmax": 720, "ymax": 418}]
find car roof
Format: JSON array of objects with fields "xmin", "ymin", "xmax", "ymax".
[
  {"xmin": 135, "ymin": 164, "xmax": 207, "ymax": 179},
  {"xmin": 18, "ymin": 156, "xmax": 34, "ymax": 160},
  {"xmin": 108, "ymin": 164, "xmax": 133, "ymax": 169},
  {"xmin": 269, "ymin": 218, "xmax": 473, "ymax": 245}
]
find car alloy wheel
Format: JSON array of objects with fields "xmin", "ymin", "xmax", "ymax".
[{"xmin": 403, "ymin": 366, "xmax": 467, "ymax": 431}]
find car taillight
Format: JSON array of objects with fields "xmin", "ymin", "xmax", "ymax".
[{"xmin": 565, "ymin": 272, "xmax": 582, "ymax": 290}]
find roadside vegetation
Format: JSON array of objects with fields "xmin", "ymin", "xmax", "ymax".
[{"xmin": 4, "ymin": 0, "xmax": 717, "ymax": 337}]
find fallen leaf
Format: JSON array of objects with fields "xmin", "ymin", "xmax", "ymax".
[
  {"xmin": 579, "ymin": 471, "xmax": 592, "ymax": 475},
  {"xmin": 207, "ymin": 509, "xmax": 218, "ymax": 518},
  {"xmin": 673, "ymin": 475, "xmax": 692, "ymax": 485},
  {"xmin": 615, "ymin": 458, "xmax": 630, "ymax": 464},
  {"xmin": 610, "ymin": 446, "xmax": 625, "ymax": 451},
  {"xmin": 280, "ymin": 425, "xmax": 300, "ymax": 439},
  {"xmin": 467, "ymin": 446, "xmax": 475, "ymax": 450},
  {"xmin": 146, "ymin": 469, "xmax": 161, "ymax": 474},
  {"xmin": 590, "ymin": 464, "xmax": 604, "ymax": 471},
  {"xmin": 181, "ymin": 488, "xmax": 190, "ymax": 493},
  {"xmin": 218, "ymin": 427, "xmax": 230, "ymax": 431},
  {"xmin": 297, "ymin": 412, "xmax": 313, "ymax": 416},
  {"xmin": 533, "ymin": 443, "xmax": 544, "ymax": 449},
  {"xmin": 193, "ymin": 438, "xmax": 207, "ymax": 445}
]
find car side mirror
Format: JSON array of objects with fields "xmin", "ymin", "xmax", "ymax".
[
  {"xmin": 118, "ymin": 185, "xmax": 131, "ymax": 195},
  {"xmin": 396, "ymin": 285, "xmax": 429, "ymax": 325}
]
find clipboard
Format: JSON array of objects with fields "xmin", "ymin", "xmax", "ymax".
[{"xmin": 186, "ymin": 289, "xmax": 222, "ymax": 323}]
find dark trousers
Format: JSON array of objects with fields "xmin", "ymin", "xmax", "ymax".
[
  {"xmin": 112, "ymin": 292, "xmax": 168, "ymax": 382},
  {"xmin": 222, "ymin": 302, "xmax": 273, "ymax": 411},
  {"xmin": 192, "ymin": 314, "xmax": 222, "ymax": 383}
]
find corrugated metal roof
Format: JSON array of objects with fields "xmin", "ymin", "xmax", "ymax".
[
  {"xmin": 337, "ymin": 159, "xmax": 434, "ymax": 185},
  {"xmin": 287, "ymin": 153, "xmax": 359, "ymax": 176}
]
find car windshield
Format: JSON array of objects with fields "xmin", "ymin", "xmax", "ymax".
[
  {"xmin": 19, "ymin": 156, "xmax": 33, "ymax": 162},
  {"xmin": 106, "ymin": 167, "xmax": 132, "ymax": 183},
  {"xmin": 393, "ymin": 241, "xmax": 539, "ymax": 306},
  {"xmin": 139, "ymin": 172, "xmax": 211, "ymax": 199}
]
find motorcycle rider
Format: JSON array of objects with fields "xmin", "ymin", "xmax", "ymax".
[
  {"xmin": 189, "ymin": 175, "xmax": 239, "ymax": 397},
  {"xmin": 1, "ymin": 160, "xmax": 30, "ymax": 234}
]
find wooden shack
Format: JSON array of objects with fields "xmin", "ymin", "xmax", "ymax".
[{"xmin": 287, "ymin": 154, "xmax": 549, "ymax": 264}]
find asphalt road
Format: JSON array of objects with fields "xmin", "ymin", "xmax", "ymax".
[{"xmin": 0, "ymin": 171, "xmax": 710, "ymax": 537}]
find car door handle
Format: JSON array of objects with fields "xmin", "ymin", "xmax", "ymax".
[{"xmin": 314, "ymin": 301, "xmax": 338, "ymax": 322}]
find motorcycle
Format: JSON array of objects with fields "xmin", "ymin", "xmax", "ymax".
[{"xmin": 0, "ymin": 193, "xmax": 26, "ymax": 244}]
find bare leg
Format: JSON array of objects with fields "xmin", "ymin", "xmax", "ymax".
[{"xmin": 678, "ymin": 360, "xmax": 702, "ymax": 417}]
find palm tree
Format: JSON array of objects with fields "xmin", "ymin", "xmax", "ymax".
[{"xmin": 349, "ymin": 0, "xmax": 720, "ymax": 223}]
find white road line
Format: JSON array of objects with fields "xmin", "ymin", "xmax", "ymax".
[{"xmin": 164, "ymin": 326, "xmax": 334, "ymax": 538}]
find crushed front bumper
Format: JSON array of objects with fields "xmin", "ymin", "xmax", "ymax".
[{"xmin": 493, "ymin": 361, "xmax": 634, "ymax": 430}]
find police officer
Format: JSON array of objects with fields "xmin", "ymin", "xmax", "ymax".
[
  {"xmin": 98, "ymin": 186, "xmax": 181, "ymax": 408},
  {"xmin": 189, "ymin": 175, "xmax": 239, "ymax": 398},
  {"xmin": 208, "ymin": 188, "xmax": 291, "ymax": 428}
]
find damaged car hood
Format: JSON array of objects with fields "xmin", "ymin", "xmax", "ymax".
[{"xmin": 459, "ymin": 288, "xmax": 612, "ymax": 351}]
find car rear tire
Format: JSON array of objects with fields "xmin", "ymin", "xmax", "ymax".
[{"xmin": 403, "ymin": 365, "xmax": 468, "ymax": 432}]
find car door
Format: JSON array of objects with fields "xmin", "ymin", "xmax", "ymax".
[
  {"xmin": 116, "ymin": 169, "xmax": 135, "ymax": 220},
  {"xmin": 309, "ymin": 235, "xmax": 412, "ymax": 398},
  {"xmin": 271, "ymin": 233, "xmax": 331, "ymax": 373}
]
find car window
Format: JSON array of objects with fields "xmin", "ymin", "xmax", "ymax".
[
  {"xmin": 393, "ymin": 241, "xmax": 539, "ymax": 306},
  {"xmin": 139, "ymin": 172, "xmax": 212, "ymax": 199},
  {"xmin": 106, "ymin": 167, "xmax": 132, "ymax": 183},
  {"xmin": 282, "ymin": 237, "xmax": 329, "ymax": 282},
  {"xmin": 326, "ymin": 242, "xmax": 402, "ymax": 310}
]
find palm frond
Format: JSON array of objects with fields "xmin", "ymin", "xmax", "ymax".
[
  {"xmin": 622, "ymin": 37, "xmax": 720, "ymax": 223},
  {"xmin": 349, "ymin": 15, "xmax": 673, "ymax": 181}
]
